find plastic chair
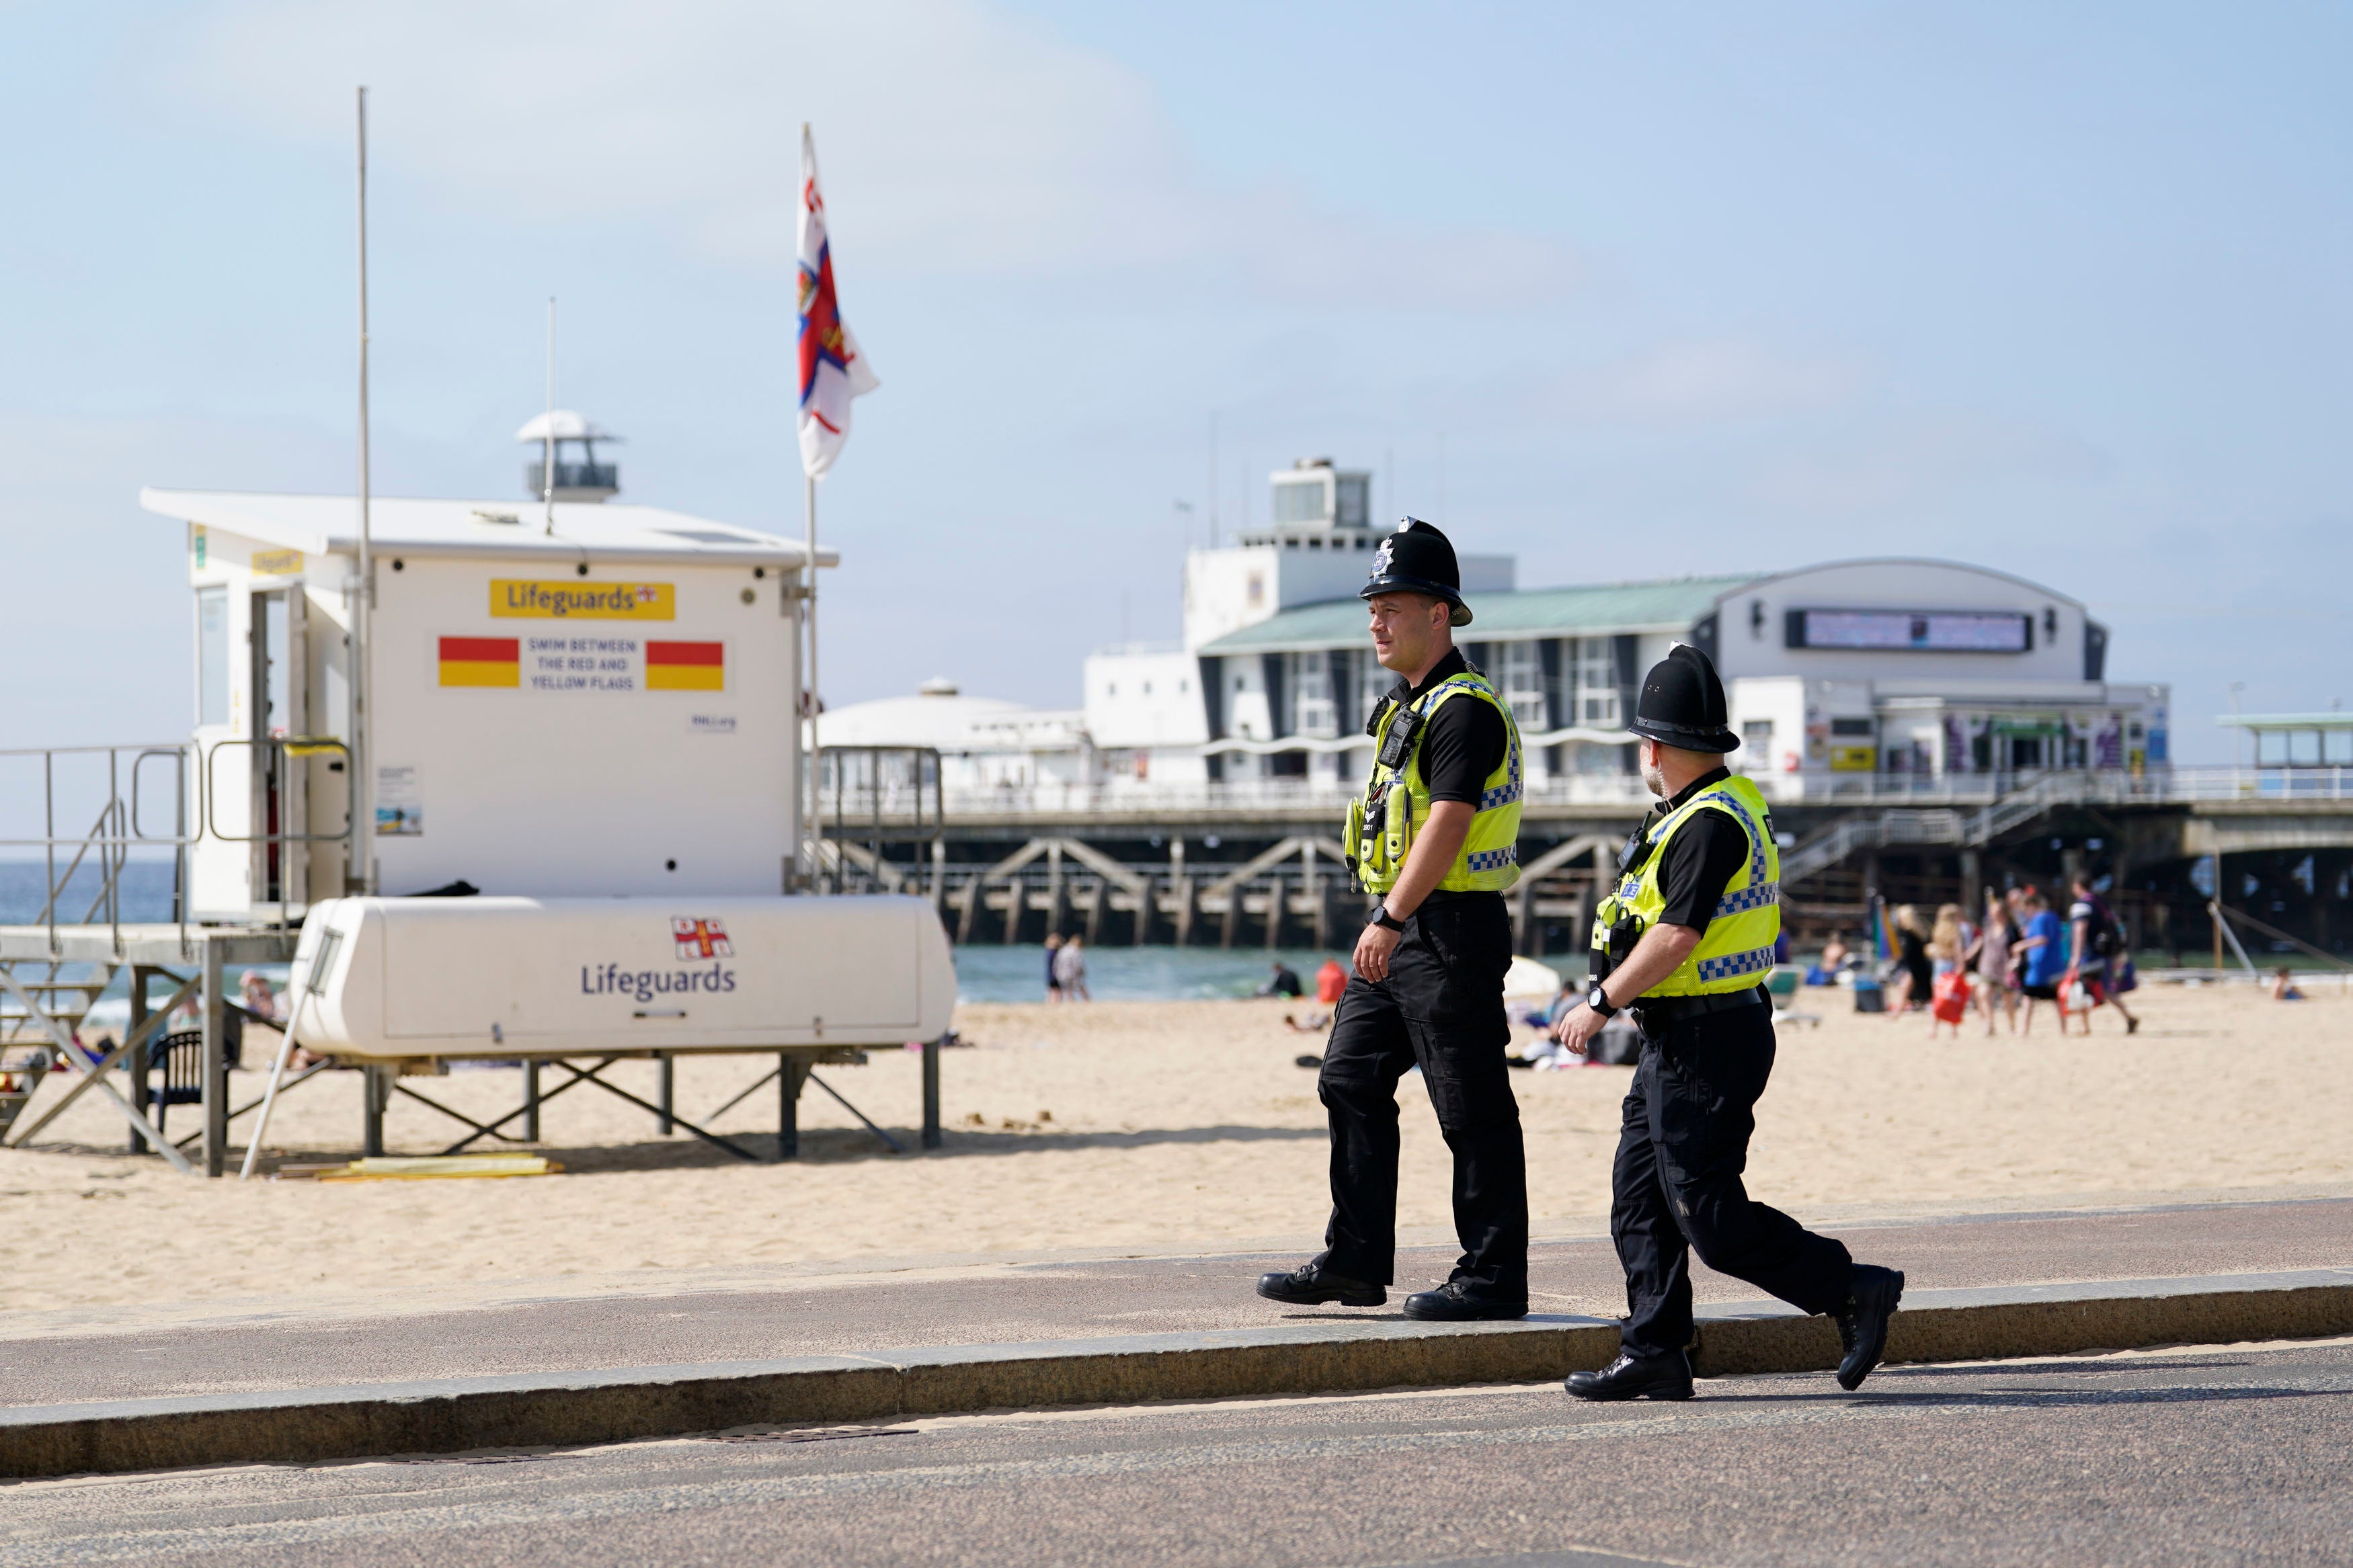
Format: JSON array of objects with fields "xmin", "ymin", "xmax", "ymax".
[{"xmin": 145, "ymin": 1029, "xmax": 205, "ymax": 1139}]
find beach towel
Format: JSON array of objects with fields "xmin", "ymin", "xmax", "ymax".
[{"xmin": 1930, "ymin": 968, "xmax": 1968, "ymax": 1025}]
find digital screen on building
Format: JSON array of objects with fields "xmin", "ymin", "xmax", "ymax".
[{"xmin": 1786, "ymin": 609, "xmax": 2032, "ymax": 653}]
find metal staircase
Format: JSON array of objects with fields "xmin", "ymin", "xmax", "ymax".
[{"xmin": 1780, "ymin": 774, "xmax": 2085, "ymax": 887}]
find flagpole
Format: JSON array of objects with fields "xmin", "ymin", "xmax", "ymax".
[
  {"xmin": 348, "ymin": 85, "xmax": 374, "ymax": 897},
  {"xmin": 805, "ymin": 468, "xmax": 820, "ymax": 893}
]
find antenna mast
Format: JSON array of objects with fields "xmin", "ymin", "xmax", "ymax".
[{"xmin": 543, "ymin": 297, "xmax": 557, "ymax": 534}]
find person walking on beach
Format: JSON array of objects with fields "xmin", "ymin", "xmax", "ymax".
[
  {"xmin": 1053, "ymin": 933, "xmax": 1090, "ymax": 1001},
  {"xmin": 2067, "ymin": 873, "xmax": 2141, "ymax": 1036},
  {"xmin": 1044, "ymin": 933, "xmax": 1065, "ymax": 1003},
  {"xmin": 1257, "ymin": 518, "xmax": 1531, "ymax": 1323},
  {"xmin": 1550, "ymin": 643, "xmax": 1903, "ymax": 1400},
  {"xmin": 1974, "ymin": 891, "xmax": 2018, "ymax": 1035},
  {"xmin": 2014, "ymin": 891, "xmax": 2065, "ymax": 1033}
]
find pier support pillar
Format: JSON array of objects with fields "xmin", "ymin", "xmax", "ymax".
[
  {"xmin": 1305, "ymin": 844, "xmax": 1325, "ymax": 950},
  {"xmin": 1045, "ymin": 841, "xmax": 1066, "ymax": 942}
]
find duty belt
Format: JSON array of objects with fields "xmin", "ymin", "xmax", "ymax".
[{"xmin": 1631, "ymin": 986, "xmax": 1771, "ymax": 1030}]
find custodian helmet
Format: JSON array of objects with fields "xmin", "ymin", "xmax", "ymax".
[
  {"xmin": 1359, "ymin": 518, "xmax": 1472, "ymax": 627},
  {"xmin": 1627, "ymin": 643, "xmax": 1740, "ymax": 754}
]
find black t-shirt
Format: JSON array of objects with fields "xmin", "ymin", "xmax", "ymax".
[
  {"xmin": 1396, "ymin": 649, "xmax": 1507, "ymax": 804},
  {"xmin": 1648, "ymin": 768, "xmax": 1757, "ymax": 932}
]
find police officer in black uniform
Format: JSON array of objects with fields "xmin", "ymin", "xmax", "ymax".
[
  {"xmin": 1256, "ymin": 520, "xmax": 1531, "ymax": 1321},
  {"xmin": 1552, "ymin": 644, "xmax": 1905, "ymax": 1398}
]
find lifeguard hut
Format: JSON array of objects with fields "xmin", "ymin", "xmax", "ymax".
[{"xmin": 0, "ymin": 425, "xmax": 951, "ymax": 1176}]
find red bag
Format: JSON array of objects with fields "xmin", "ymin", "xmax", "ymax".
[{"xmin": 1930, "ymin": 968, "xmax": 1968, "ymax": 1024}]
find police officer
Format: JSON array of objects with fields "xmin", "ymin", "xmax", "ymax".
[
  {"xmin": 1257, "ymin": 519, "xmax": 1531, "ymax": 1321},
  {"xmin": 1552, "ymin": 643, "xmax": 1904, "ymax": 1398}
]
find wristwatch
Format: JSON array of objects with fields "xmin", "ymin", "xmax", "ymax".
[
  {"xmin": 1585, "ymin": 980, "xmax": 1618, "ymax": 1018},
  {"xmin": 1367, "ymin": 904, "xmax": 1407, "ymax": 933}
]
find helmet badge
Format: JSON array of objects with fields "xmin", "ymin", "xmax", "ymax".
[{"xmin": 1371, "ymin": 538, "xmax": 1395, "ymax": 576}]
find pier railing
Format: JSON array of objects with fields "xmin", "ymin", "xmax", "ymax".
[{"xmin": 934, "ymin": 766, "xmax": 2353, "ymax": 824}]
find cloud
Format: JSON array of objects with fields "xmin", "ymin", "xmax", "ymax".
[{"xmin": 159, "ymin": 0, "xmax": 1573, "ymax": 304}]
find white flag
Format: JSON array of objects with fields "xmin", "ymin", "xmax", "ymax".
[{"xmin": 797, "ymin": 126, "xmax": 879, "ymax": 479}]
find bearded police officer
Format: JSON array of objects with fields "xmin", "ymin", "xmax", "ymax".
[
  {"xmin": 1257, "ymin": 519, "xmax": 1531, "ymax": 1321},
  {"xmin": 1552, "ymin": 643, "xmax": 1904, "ymax": 1398}
]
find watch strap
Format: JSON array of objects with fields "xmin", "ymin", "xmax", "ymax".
[{"xmin": 1368, "ymin": 905, "xmax": 1407, "ymax": 932}]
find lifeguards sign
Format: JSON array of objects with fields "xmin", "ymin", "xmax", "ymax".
[{"xmin": 490, "ymin": 580, "xmax": 675, "ymax": 619}]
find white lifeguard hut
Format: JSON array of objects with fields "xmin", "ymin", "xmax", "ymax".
[{"xmin": 88, "ymin": 444, "xmax": 954, "ymax": 1169}]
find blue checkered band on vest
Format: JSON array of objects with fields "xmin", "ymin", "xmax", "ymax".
[
  {"xmin": 1466, "ymin": 845, "xmax": 1518, "ymax": 874},
  {"xmin": 1698, "ymin": 787, "xmax": 1770, "ymax": 886},
  {"xmin": 1714, "ymin": 879, "xmax": 1780, "ymax": 918},
  {"xmin": 1478, "ymin": 733, "xmax": 1523, "ymax": 811},
  {"xmin": 1694, "ymin": 944, "xmax": 1776, "ymax": 983}
]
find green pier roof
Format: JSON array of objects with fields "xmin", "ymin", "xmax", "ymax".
[{"xmin": 1199, "ymin": 573, "xmax": 1759, "ymax": 654}]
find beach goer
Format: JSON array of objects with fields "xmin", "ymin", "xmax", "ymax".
[
  {"xmin": 2272, "ymin": 966, "xmax": 2305, "ymax": 1001},
  {"xmin": 1257, "ymin": 519, "xmax": 1530, "ymax": 1323},
  {"xmin": 1974, "ymin": 891, "xmax": 2018, "ymax": 1035},
  {"xmin": 1888, "ymin": 905, "xmax": 1931, "ymax": 1017},
  {"xmin": 1259, "ymin": 962, "xmax": 1304, "ymax": 999},
  {"xmin": 1805, "ymin": 933, "xmax": 1849, "ymax": 986},
  {"xmin": 239, "ymin": 970, "xmax": 283, "ymax": 1026},
  {"xmin": 1552, "ymin": 643, "xmax": 1902, "ymax": 1401},
  {"xmin": 2014, "ymin": 892, "xmax": 2066, "ymax": 1033},
  {"xmin": 1043, "ymin": 934, "xmax": 1064, "ymax": 1003},
  {"xmin": 2067, "ymin": 874, "xmax": 2141, "ymax": 1036},
  {"xmin": 1051, "ymin": 934, "xmax": 1089, "ymax": 1001}
]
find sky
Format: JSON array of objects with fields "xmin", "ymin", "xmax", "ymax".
[{"xmin": 2, "ymin": 0, "xmax": 2348, "ymax": 769}]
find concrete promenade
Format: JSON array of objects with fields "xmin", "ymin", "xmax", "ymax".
[{"xmin": 6, "ymin": 1195, "xmax": 2349, "ymax": 1408}]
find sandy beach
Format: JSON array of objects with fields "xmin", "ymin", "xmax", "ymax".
[{"xmin": 2, "ymin": 981, "xmax": 2348, "ymax": 1325}]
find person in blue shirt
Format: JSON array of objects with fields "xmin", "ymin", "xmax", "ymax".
[{"xmin": 2013, "ymin": 892, "xmax": 2067, "ymax": 1034}]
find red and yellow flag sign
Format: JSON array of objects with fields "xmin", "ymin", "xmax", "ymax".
[
  {"xmin": 646, "ymin": 641, "xmax": 724, "ymax": 692},
  {"xmin": 439, "ymin": 636, "xmax": 520, "ymax": 687}
]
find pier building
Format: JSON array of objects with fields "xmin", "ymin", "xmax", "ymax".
[{"xmin": 822, "ymin": 461, "xmax": 2350, "ymax": 962}]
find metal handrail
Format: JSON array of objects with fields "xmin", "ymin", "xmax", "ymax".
[
  {"xmin": 0, "ymin": 742, "xmax": 196, "ymax": 956},
  {"xmin": 202, "ymin": 736, "xmax": 354, "ymax": 933},
  {"xmin": 202, "ymin": 738, "xmax": 354, "ymax": 844}
]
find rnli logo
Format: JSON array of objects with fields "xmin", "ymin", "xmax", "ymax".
[
  {"xmin": 672, "ymin": 917, "xmax": 733, "ymax": 959},
  {"xmin": 1371, "ymin": 538, "xmax": 1396, "ymax": 576}
]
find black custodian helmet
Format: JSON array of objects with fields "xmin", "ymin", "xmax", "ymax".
[
  {"xmin": 1627, "ymin": 643, "xmax": 1739, "ymax": 754},
  {"xmin": 1359, "ymin": 518, "xmax": 1472, "ymax": 626}
]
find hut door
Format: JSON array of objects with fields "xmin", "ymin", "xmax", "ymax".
[{"xmin": 248, "ymin": 585, "xmax": 310, "ymax": 909}]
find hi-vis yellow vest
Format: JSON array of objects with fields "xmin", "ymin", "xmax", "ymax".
[
  {"xmin": 1591, "ymin": 774, "xmax": 1780, "ymax": 995},
  {"xmin": 1344, "ymin": 672, "xmax": 1523, "ymax": 895}
]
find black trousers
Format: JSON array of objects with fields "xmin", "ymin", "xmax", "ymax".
[
  {"xmin": 1611, "ymin": 1000, "xmax": 1853, "ymax": 1358},
  {"xmin": 1317, "ymin": 896, "xmax": 1529, "ymax": 1298}
]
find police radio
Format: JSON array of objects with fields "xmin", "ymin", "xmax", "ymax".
[{"xmin": 1588, "ymin": 819, "xmax": 1661, "ymax": 983}]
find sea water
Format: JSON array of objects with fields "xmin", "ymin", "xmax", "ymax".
[{"xmin": 952, "ymin": 946, "xmax": 1350, "ymax": 1004}]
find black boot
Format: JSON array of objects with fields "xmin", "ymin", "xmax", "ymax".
[
  {"xmin": 1401, "ymin": 1281, "xmax": 1527, "ymax": 1321},
  {"xmin": 1566, "ymin": 1351, "xmax": 1693, "ymax": 1402},
  {"xmin": 1256, "ymin": 1261, "xmax": 1385, "ymax": 1307},
  {"xmin": 1835, "ymin": 1265, "xmax": 1906, "ymax": 1391}
]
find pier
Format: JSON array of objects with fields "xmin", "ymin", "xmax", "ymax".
[{"xmin": 822, "ymin": 761, "xmax": 2353, "ymax": 961}]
